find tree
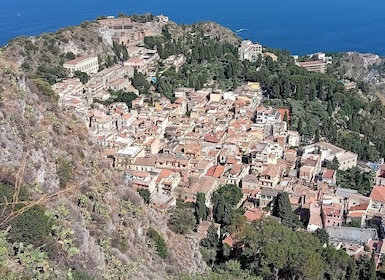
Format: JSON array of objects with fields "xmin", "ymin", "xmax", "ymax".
[
  {"xmin": 313, "ymin": 228, "xmax": 329, "ymax": 246},
  {"xmin": 137, "ymin": 188, "xmax": 150, "ymax": 204},
  {"xmin": 131, "ymin": 68, "xmax": 151, "ymax": 95},
  {"xmin": 272, "ymin": 192, "xmax": 299, "ymax": 228},
  {"xmin": 216, "ymin": 184, "xmax": 243, "ymax": 208},
  {"xmin": 74, "ymin": 70, "xmax": 89, "ymax": 84},
  {"xmin": 8, "ymin": 205, "xmax": 53, "ymax": 248},
  {"xmin": 195, "ymin": 192, "xmax": 208, "ymax": 223},
  {"xmin": 168, "ymin": 203, "xmax": 196, "ymax": 234},
  {"xmin": 356, "ymin": 254, "xmax": 376, "ymax": 280},
  {"xmin": 314, "ymin": 128, "xmax": 320, "ymax": 142},
  {"xmin": 147, "ymin": 228, "xmax": 167, "ymax": 259},
  {"xmin": 327, "ymin": 156, "xmax": 340, "ymax": 170},
  {"xmin": 200, "ymin": 224, "xmax": 220, "ymax": 266}
]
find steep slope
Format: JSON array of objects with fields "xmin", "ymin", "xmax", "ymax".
[{"xmin": 0, "ymin": 47, "xmax": 205, "ymax": 279}]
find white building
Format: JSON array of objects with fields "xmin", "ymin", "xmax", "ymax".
[
  {"xmin": 238, "ymin": 40, "xmax": 262, "ymax": 61},
  {"xmin": 63, "ymin": 55, "xmax": 99, "ymax": 77},
  {"xmin": 300, "ymin": 141, "xmax": 357, "ymax": 171}
]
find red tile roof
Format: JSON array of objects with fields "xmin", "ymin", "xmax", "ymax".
[
  {"xmin": 370, "ymin": 186, "xmax": 385, "ymax": 203},
  {"xmin": 213, "ymin": 165, "xmax": 226, "ymax": 178},
  {"xmin": 244, "ymin": 209, "xmax": 266, "ymax": 222},
  {"xmin": 349, "ymin": 204, "xmax": 369, "ymax": 211},
  {"xmin": 206, "ymin": 166, "xmax": 217, "ymax": 177},
  {"xmin": 323, "ymin": 169, "xmax": 335, "ymax": 179}
]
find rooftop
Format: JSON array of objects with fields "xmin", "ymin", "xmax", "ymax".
[{"xmin": 63, "ymin": 55, "xmax": 97, "ymax": 66}]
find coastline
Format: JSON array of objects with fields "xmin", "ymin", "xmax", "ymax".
[{"xmin": 1, "ymin": 0, "xmax": 385, "ymax": 56}]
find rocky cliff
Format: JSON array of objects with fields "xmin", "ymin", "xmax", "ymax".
[{"xmin": 0, "ymin": 34, "xmax": 206, "ymax": 279}]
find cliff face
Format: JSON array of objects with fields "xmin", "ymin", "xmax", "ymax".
[
  {"xmin": 332, "ymin": 52, "xmax": 384, "ymax": 83},
  {"xmin": 4, "ymin": 22, "xmax": 110, "ymax": 72},
  {"xmin": 0, "ymin": 39, "xmax": 206, "ymax": 279}
]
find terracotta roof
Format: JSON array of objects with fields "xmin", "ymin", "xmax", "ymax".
[
  {"xmin": 213, "ymin": 165, "xmax": 226, "ymax": 178},
  {"xmin": 304, "ymin": 158, "xmax": 317, "ymax": 167},
  {"xmin": 132, "ymin": 171, "xmax": 149, "ymax": 178},
  {"xmin": 244, "ymin": 209, "xmax": 266, "ymax": 222},
  {"xmin": 349, "ymin": 203, "xmax": 369, "ymax": 211},
  {"xmin": 230, "ymin": 164, "xmax": 242, "ymax": 175},
  {"xmin": 370, "ymin": 186, "xmax": 385, "ymax": 203},
  {"xmin": 122, "ymin": 113, "xmax": 132, "ymax": 120},
  {"xmin": 134, "ymin": 156, "xmax": 156, "ymax": 166},
  {"xmin": 323, "ymin": 204, "xmax": 342, "ymax": 216},
  {"xmin": 63, "ymin": 55, "xmax": 97, "ymax": 66},
  {"xmin": 222, "ymin": 235, "xmax": 235, "ymax": 248},
  {"xmin": 261, "ymin": 164, "xmax": 281, "ymax": 178},
  {"xmin": 156, "ymin": 169, "xmax": 173, "ymax": 183},
  {"xmin": 323, "ymin": 169, "xmax": 335, "ymax": 179},
  {"xmin": 206, "ymin": 166, "xmax": 217, "ymax": 177},
  {"xmin": 242, "ymin": 189, "xmax": 251, "ymax": 195},
  {"xmin": 348, "ymin": 212, "xmax": 365, "ymax": 218},
  {"xmin": 277, "ymin": 108, "xmax": 291, "ymax": 122}
]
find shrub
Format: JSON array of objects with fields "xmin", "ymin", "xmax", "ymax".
[
  {"xmin": 137, "ymin": 188, "xmax": 150, "ymax": 204},
  {"xmin": 30, "ymin": 78, "xmax": 59, "ymax": 101},
  {"xmin": 147, "ymin": 228, "xmax": 167, "ymax": 259},
  {"xmin": 56, "ymin": 157, "xmax": 73, "ymax": 188}
]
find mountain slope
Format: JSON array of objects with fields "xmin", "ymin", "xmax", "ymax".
[{"xmin": 0, "ymin": 46, "xmax": 206, "ymax": 279}]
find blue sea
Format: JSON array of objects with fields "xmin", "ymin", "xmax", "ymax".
[{"xmin": 1, "ymin": 0, "xmax": 384, "ymax": 56}]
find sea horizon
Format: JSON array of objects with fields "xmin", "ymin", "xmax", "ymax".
[{"xmin": 1, "ymin": 0, "xmax": 384, "ymax": 56}]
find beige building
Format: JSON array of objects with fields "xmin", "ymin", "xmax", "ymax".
[
  {"xmin": 63, "ymin": 55, "xmax": 99, "ymax": 77},
  {"xmin": 300, "ymin": 141, "xmax": 357, "ymax": 171},
  {"xmin": 297, "ymin": 60, "xmax": 326, "ymax": 73},
  {"xmin": 115, "ymin": 146, "xmax": 145, "ymax": 171}
]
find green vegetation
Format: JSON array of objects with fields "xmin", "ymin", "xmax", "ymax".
[
  {"xmin": 337, "ymin": 167, "xmax": 373, "ymax": 196},
  {"xmin": 10, "ymin": 205, "xmax": 53, "ymax": 247},
  {"xmin": 0, "ymin": 183, "xmax": 53, "ymax": 251},
  {"xmin": 195, "ymin": 192, "xmax": 208, "ymax": 223},
  {"xmin": 313, "ymin": 228, "xmax": 329, "ymax": 245},
  {"xmin": 112, "ymin": 41, "xmax": 129, "ymax": 62},
  {"xmin": 213, "ymin": 184, "xmax": 243, "ymax": 227},
  {"xmin": 197, "ymin": 217, "xmax": 377, "ymax": 280},
  {"xmin": 143, "ymin": 23, "xmax": 241, "ymax": 98},
  {"xmin": 147, "ymin": 228, "xmax": 168, "ymax": 259},
  {"xmin": 200, "ymin": 224, "xmax": 220, "ymax": 266},
  {"xmin": 137, "ymin": 188, "xmax": 151, "ymax": 204},
  {"xmin": 168, "ymin": 200, "xmax": 196, "ymax": 234},
  {"xmin": 272, "ymin": 192, "xmax": 301, "ymax": 228},
  {"xmin": 30, "ymin": 78, "xmax": 59, "ymax": 101},
  {"xmin": 131, "ymin": 68, "xmax": 151, "ymax": 95},
  {"xmin": 95, "ymin": 89, "xmax": 138, "ymax": 108},
  {"xmin": 56, "ymin": 157, "xmax": 74, "ymax": 189},
  {"xmin": 326, "ymin": 155, "xmax": 340, "ymax": 170},
  {"xmin": 130, "ymin": 13, "xmax": 155, "ymax": 23},
  {"xmin": 34, "ymin": 63, "xmax": 68, "ymax": 84},
  {"xmin": 74, "ymin": 70, "xmax": 89, "ymax": 84}
]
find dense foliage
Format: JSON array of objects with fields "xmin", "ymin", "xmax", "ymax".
[
  {"xmin": 0, "ymin": 184, "xmax": 53, "ymax": 250},
  {"xmin": 272, "ymin": 192, "xmax": 301, "ymax": 228},
  {"xmin": 147, "ymin": 228, "xmax": 168, "ymax": 259},
  {"xmin": 198, "ymin": 217, "xmax": 377, "ymax": 280},
  {"xmin": 74, "ymin": 70, "xmax": 89, "ymax": 84},
  {"xmin": 337, "ymin": 167, "xmax": 373, "ymax": 196},
  {"xmin": 195, "ymin": 192, "xmax": 209, "ymax": 223},
  {"xmin": 95, "ymin": 89, "xmax": 138, "ymax": 108},
  {"xmin": 137, "ymin": 188, "xmax": 151, "ymax": 204},
  {"xmin": 168, "ymin": 200, "xmax": 196, "ymax": 234},
  {"xmin": 213, "ymin": 184, "xmax": 243, "ymax": 227}
]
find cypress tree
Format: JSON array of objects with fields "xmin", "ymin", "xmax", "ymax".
[{"xmin": 195, "ymin": 192, "xmax": 208, "ymax": 223}]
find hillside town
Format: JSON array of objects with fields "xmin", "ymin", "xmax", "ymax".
[{"xmin": 51, "ymin": 16, "xmax": 385, "ymax": 269}]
